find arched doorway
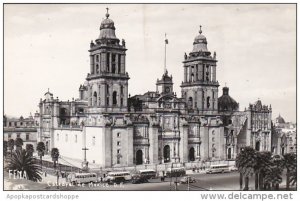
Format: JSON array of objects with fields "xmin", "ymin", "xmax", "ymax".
[
  {"xmin": 136, "ymin": 150, "xmax": 143, "ymax": 165},
  {"xmin": 163, "ymin": 145, "xmax": 170, "ymax": 163},
  {"xmin": 228, "ymin": 148, "xmax": 232, "ymax": 159},
  {"xmin": 189, "ymin": 147, "xmax": 195, "ymax": 161},
  {"xmin": 255, "ymin": 141, "xmax": 260, "ymax": 151}
]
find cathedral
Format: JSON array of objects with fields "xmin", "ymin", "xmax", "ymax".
[{"xmin": 37, "ymin": 10, "xmax": 273, "ymax": 168}]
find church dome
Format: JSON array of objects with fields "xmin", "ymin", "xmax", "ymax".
[
  {"xmin": 98, "ymin": 9, "xmax": 117, "ymax": 40},
  {"xmin": 276, "ymin": 114, "xmax": 285, "ymax": 124},
  {"xmin": 218, "ymin": 87, "xmax": 239, "ymax": 112},
  {"xmin": 192, "ymin": 26, "xmax": 209, "ymax": 53}
]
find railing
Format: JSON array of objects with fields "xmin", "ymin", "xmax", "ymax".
[
  {"xmin": 133, "ymin": 138, "xmax": 149, "ymax": 145},
  {"xmin": 159, "ymin": 135, "xmax": 181, "ymax": 140}
]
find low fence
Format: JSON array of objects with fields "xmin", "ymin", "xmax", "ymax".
[
  {"xmin": 34, "ymin": 157, "xmax": 236, "ymax": 176},
  {"xmin": 89, "ymin": 160, "xmax": 236, "ymax": 175},
  {"xmin": 33, "ymin": 158, "xmax": 82, "ymax": 173}
]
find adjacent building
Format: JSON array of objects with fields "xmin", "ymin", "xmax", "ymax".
[{"xmin": 3, "ymin": 114, "xmax": 39, "ymax": 150}]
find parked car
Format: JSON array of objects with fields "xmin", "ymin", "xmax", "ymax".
[
  {"xmin": 229, "ymin": 166, "xmax": 238, "ymax": 172},
  {"xmin": 180, "ymin": 176, "xmax": 196, "ymax": 184}
]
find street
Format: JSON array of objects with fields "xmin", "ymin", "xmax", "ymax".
[{"xmin": 43, "ymin": 171, "xmax": 252, "ymax": 191}]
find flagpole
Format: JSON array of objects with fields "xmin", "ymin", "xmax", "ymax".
[{"xmin": 164, "ymin": 33, "xmax": 167, "ymax": 73}]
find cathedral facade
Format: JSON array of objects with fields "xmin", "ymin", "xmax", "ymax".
[{"xmin": 37, "ymin": 10, "xmax": 273, "ymax": 168}]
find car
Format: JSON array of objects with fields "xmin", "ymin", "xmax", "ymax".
[
  {"xmin": 180, "ymin": 176, "xmax": 196, "ymax": 184},
  {"xmin": 272, "ymin": 154, "xmax": 283, "ymax": 161},
  {"xmin": 229, "ymin": 166, "xmax": 238, "ymax": 172}
]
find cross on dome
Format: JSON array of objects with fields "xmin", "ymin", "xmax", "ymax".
[{"xmin": 106, "ymin": 7, "xmax": 110, "ymax": 18}]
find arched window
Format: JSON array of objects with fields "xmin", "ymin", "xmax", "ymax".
[
  {"xmin": 120, "ymin": 86, "xmax": 124, "ymax": 95},
  {"xmin": 112, "ymin": 64, "xmax": 116, "ymax": 73},
  {"xmin": 106, "ymin": 85, "xmax": 109, "ymax": 94},
  {"xmin": 118, "ymin": 54, "xmax": 121, "ymax": 73},
  {"xmin": 113, "ymin": 91, "xmax": 117, "ymax": 105},
  {"xmin": 96, "ymin": 64, "xmax": 100, "ymax": 74},
  {"xmin": 191, "ymin": 73, "xmax": 194, "ymax": 82},
  {"xmin": 93, "ymin": 92, "xmax": 97, "ymax": 106},
  {"xmin": 188, "ymin": 97, "xmax": 193, "ymax": 108},
  {"xmin": 207, "ymin": 96, "xmax": 210, "ymax": 108}
]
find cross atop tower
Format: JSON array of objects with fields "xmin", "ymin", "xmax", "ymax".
[
  {"xmin": 199, "ymin": 25, "xmax": 202, "ymax": 34},
  {"xmin": 106, "ymin": 7, "xmax": 110, "ymax": 18}
]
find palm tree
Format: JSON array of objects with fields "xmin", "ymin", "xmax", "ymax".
[
  {"xmin": 25, "ymin": 144, "xmax": 34, "ymax": 157},
  {"xmin": 255, "ymin": 151, "xmax": 272, "ymax": 190},
  {"xmin": 8, "ymin": 139, "xmax": 15, "ymax": 157},
  {"xmin": 264, "ymin": 162, "xmax": 283, "ymax": 190},
  {"xmin": 7, "ymin": 149, "xmax": 42, "ymax": 182},
  {"xmin": 51, "ymin": 148, "xmax": 60, "ymax": 168},
  {"xmin": 236, "ymin": 146, "xmax": 257, "ymax": 190},
  {"xmin": 4, "ymin": 141, "xmax": 8, "ymax": 158},
  {"xmin": 36, "ymin": 142, "xmax": 46, "ymax": 170},
  {"xmin": 15, "ymin": 137, "xmax": 23, "ymax": 151},
  {"xmin": 283, "ymin": 153, "xmax": 297, "ymax": 190}
]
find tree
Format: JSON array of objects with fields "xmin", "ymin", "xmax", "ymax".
[
  {"xmin": 255, "ymin": 151, "xmax": 272, "ymax": 190},
  {"xmin": 51, "ymin": 148, "xmax": 60, "ymax": 168},
  {"xmin": 7, "ymin": 149, "xmax": 42, "ymax": 182},
  {"xmin": 283, "ymin": 153, "xmax": 297, "ymax": 190},
  {"xmin": 264, "ymin": 160, "xmax": 283, "ymax": 190},
  {"xmin": 8, "ymin": 139, "xmax": 15, "ymax": 157},
  {"xmin": 236, "ymin": 147, "xmax": 257, "ymax": 190},
  {"xmin": 15, "ymin": 137, "xmax": 23, "ymax": 151},
  {"xmin": 4, "ymin": 141, "xmax": 8, "ymax": 158},
  {"xmin": 36, "ymin": 142, "xmax": 46, "ymax": 170},
  {"xmin": 25, "ymin": 144, "xmax": 34, "ymax": 157}
]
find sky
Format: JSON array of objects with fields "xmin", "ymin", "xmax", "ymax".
[{"xmin": 3, "ymin": 4, "xmax": 296, "ymax": 122}]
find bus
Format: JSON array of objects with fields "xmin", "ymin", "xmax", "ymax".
[
  {"xmin": 68, "ymin": 173, "xmax": 98, "ymax": 184},
  {"xmin": 105, "ymin": 171, "xmax": 132, "ymax": 184},
  {"xmin": 206, "ymin": 164, "xmax": 230, "ymax": 174},
  {"xmin": 166, "ymin": 167, "xmax": 186, "ymax": 177},
  {"xmin": 139, "ymin": 169, "xmax": 157, "ymax": 179},
  {"xmin": 131, "ymin": 169, "xmax": 157, "ymax": 184}
]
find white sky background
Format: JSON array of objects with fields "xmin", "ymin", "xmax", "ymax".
[{"xmin": 4, "ymin": 4, "xmax": 296, "ymax": 122}]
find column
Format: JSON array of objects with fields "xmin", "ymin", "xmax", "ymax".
[
  {"xmin": 100, "ymin": 84, "xmax": 105, "ymax": 107},
  {"xmin": 212, "ymin": 66, "xmax": 216, "ymax": 82},
  {"xmin": 109, "ymin": 83, "xmax": 113, "ymax": 107},
  {"xmin": 189, "ymin": 66, "xmax": 192, "ymax": 82},
  {"xmin": 184, "ymin": 67, "xmax": 187, "ymax": 82},
  {"xmin": 101, "ymin": 53, "xmax": 106, "ymax": 72},
  {"xmin": 109, "ymin": 53, "xmax": 112, "ymax": 73},
  {"xmin": 177, "ymin": 141, "xmax": 180, "ymax": 158},
  {"xmin": 208, "ymin": 65, "xmax": 212, "ymax": 81},
  {"xmin": 90, "ymin": 55, "xmax": 94, "ymax": 74},
  {"xmin": 119, "ymin": 84, "xmax": 122, "ymax": 108},
  {"xmin": 115, "ymin": 54, "xmax": 119, "ymax": 74},
  {"xmin": 149, "ymin": 125, "xmax": 159, "ymax": 164},
  {"xmin": 121, "ymin": 55, "xmax": 125, "ymax": 74},
  {"xmin": 124, "ymin": 84, "xmax": 128, "ymax": 107},
  {"xmin": 98, "ymin": 85, "xmax": 101, "ymax": 107}
]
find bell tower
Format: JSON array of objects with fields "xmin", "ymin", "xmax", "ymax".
[
  {"xmin": 86, "ymin": 8, "xmax": 129, "ymax": 113},
  {"xmin": 180, "ymin": 26, "xmax": 219, "ymax": 115}
]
